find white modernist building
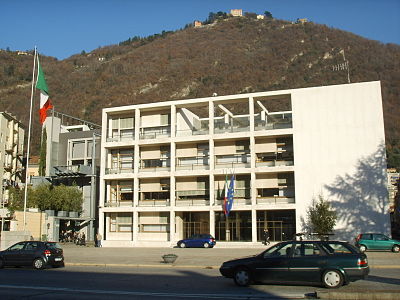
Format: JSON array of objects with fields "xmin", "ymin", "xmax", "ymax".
[{"xmin": 98, "ymin": 81, "xmax": 389, "ymax": 247}]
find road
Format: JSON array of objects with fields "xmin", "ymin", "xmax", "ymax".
[{"xmin": 0, "ymin": 265, "xmax": 399, "ymax": 299}]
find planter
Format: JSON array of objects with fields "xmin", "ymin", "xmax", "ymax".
[
  {"xmin": 45, "ymin": 210, "xmax": 55, "ymax": 217},
  {"xmin": 69, "ymin": 211, "xmax": 79, "ymax": 218},
  {"xmin": 57, "ymin": 211, "xmax": 68, "ymax": 217},
  {"xmin": 162, "ymin": 254, "xmax": 178, "ymax": 264}
]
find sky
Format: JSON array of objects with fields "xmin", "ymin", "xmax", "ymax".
[{"xmin": 1, "ymin": 0, "xmax": 399, "ymax": 60}]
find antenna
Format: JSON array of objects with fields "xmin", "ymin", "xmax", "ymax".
[{"xmin": 332, "ymin": 49, "xmax": 350, "ymax": 84}]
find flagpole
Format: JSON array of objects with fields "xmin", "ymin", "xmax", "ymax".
[{"xmin": 23, "ymin": 47, "xmax": 37, "ymax": 231}]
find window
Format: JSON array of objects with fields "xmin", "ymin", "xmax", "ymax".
[
  {"xmin": 320, "ymin": 242, "xmax": 353, "ymax": 254},
  {"xmin": 236, "ymin": 140, "xmax": 250, "ymax": 153},
  {"xmin": 72, "ymin": 141, "xmax": 85, "ymax": 159},
  {"xmin": 375, "ymin": 234, "xmax": 389, "ymax": 241},
  {"xmin": 293, "ymin": 243, "xmax": 322, "ymax": 257},
  {"xmin": 110, "ymin": 213, "xmax": 132, "ymax": 232}
]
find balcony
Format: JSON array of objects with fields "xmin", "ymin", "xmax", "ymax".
[
  {"xmin": 176, "ymin": 128, "xmax": 209, "ymax": 137},
  {"xmin": 176, "ymin": 156, "xmax": 209, "ymax": 171},
  {"xmin": 256, "ymin": 153, "xmax": 294, "ymax": 167},
  {"xmin": 175, "ymin": 190, "xmax": 210, "ymax": 206},
  {"xmin": 256, "ymin": 187, "xmax": 295, "ymax": 204},
  {"xmin": 215, "ymin": 154, "xmax": 251, "ymax": 169},
  {"xmin": 104, "ymin": 200, "xmax": 133, "ymax": 207},
  {"xmin": 254, "ymin": 112, "xmax": 292, "ymax": 131},
  {"xmin": 139, "ymin": 158, "xmax": 170, "ymax": 172},
  {"xmin": 105, "ymin": 167, "xmax": 134, "ymax": 175},
  {"xmin": 214, "ymin": 188, "xmax": 251, "ymax": 205},
  {"xmin": 140, "ymin": 126, "xmax": 171, "ymax": 140},
  {"xmin": 214, "ymin": 116, "xmax": 250, "ymax": 134},
  {"xmin": 256, "ymin": 196, "xmax": 295, "ymax": 204},
  {"xmin": 106, "ymin": 130, "xmax": 134, "ymax": 142},
  {"xmin": 139, "ymin": 191, "xmax": 170, "ymax": 206},
  {"xmin": 54, "ymin": 165, "xmax": 92, "ymax": 176}
]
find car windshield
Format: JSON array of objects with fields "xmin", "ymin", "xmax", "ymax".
[{"xmin": 45, "ymin": 242, "xmax": 62, "ymax": 250}]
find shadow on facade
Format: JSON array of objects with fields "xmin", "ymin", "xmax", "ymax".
[{"xmin": 324, "ymin": 143, "xmax": 389, "ymax": 241}]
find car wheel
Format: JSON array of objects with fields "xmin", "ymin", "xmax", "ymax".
[
  {"xmin": 392, "ymin": 245, "xmax": 400, "ymax": 253},
  {"xmin": 179, "ymin": 242, "xmax": 186, "ymax": 248},
  {"xmin": 33, "ymin": 258, "xmax": 45, "ymax": 270},
  {"xmin": 203, "ymin": 242, "xmax": 210, "ymax": 248},
  {"xmin": 234, "ymin": 267, "xmax": 252, "ymax": 287},
  {"xmin": 359, "ymin": 245, "xmax": 367, "ymax": 253},
  {"xmin": 322, "ymin": 270, "xmax": 343, "ymax": 288},
  {"xmin": 0, "ymin": 258, "xmax": 4, "ymax": 269}
]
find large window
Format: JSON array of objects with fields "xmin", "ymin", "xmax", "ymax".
[{"xmin": 110, "ymin": 213, "xmax": 133, "ymax": 232}]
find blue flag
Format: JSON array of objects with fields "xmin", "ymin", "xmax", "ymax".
[{"xmin": 225, "ymin": 174, "xmax": 235, "ymax": 216}]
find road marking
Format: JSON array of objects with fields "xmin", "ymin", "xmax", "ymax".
[{"xmin": 0, "ymin": 284, "xmax": 305, "ymax": 299}]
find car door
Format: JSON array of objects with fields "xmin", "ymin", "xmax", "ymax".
[
  {"xmin": 288, "ymin": 242, "xmax": 325, "ymax": 283},
  {"xmin": 2, "ymin": 242, "xmax": 26, "ymax": 265},
  {"xmin": 374, "ymin": 234, "xmax": 392, "ymax": 250},
  {"xmin": 22, "ymin": 242, "xmax": 40, "ymax": 265},
  {"xmin": 254, "ymin": 242, "xmax": 292, "ymax": 282}
]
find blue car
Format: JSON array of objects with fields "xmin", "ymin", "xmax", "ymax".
[{"xmin": 177, "ymin": 234, "xmax": 216, "ymax": 248}]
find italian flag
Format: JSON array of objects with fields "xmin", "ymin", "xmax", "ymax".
[{"xmin": 36, "ymin": 58, "xmax": 53, "ymax": 124}]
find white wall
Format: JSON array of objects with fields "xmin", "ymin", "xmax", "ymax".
[{"xmin": 292, "ymin": 81, "xmax": 389, "ymax": 241}]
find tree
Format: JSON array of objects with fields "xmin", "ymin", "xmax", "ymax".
[
  {"xmin": 39, "ymin": 128, "xmax": 47, "ymax": 176},
  {"xmin": 264, "ymin": 11, "xmax": 273, "ymax": 19},
  {"xmin": 306, "ymin": 195, "xmax": 337, "ymax": 238}
]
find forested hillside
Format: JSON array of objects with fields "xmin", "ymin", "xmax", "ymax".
[{"xmin": 0, "ymin": 15, "xmax": 399, "ymax": 163}]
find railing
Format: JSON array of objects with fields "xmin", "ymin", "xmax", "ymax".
[
  {"xmin": 140, "ymin": 126, "xmax": 171, "ymax": 139},
  {"xmin": 176, "ymin": 128, "xmax": 209, "ymax": 137},
  {"xmin": 256, "ymin": 196, "xmax": 295, "ymax": 204},
  {"xmin": 106, "ymin": 131, "xmax": 134, "ymax": 142},
  {"xmin": 254, "ymin": 112, "xmax": 292, "ymax": 131},
  {"xmin": 214, "ymin": 188, "xmax": 251, "ymax": 205},
  {"xmin": 176, "ymin": 156, "xmax": 209, "ymax": 171},
  {"xmin": 54, "ymin": 165, "xmax": 92, "ymax": 176},
  {"xmin": 256, "ymin": 159, "xmax": 294, "ymax": 167},
  {"xmin": 139, "ymin": 158, "xmax": 170, "ymax": 172},
  {"xmin": 104, "ymin": 200, "xmax": 133, "ymax": 207},
  {"xmin": 138, "ymin": 196, "xmax": 170, "ymax": 207},
  {"xmin": 214, "ymin": 116, "xmax": 251, "ymax": 134},
  {"xmin": 215, "ymin": 154, "xmax": 251, "ymax": 169},
  {"xmin": 175, "ymin": 190, "xmax": 210, "ymax": 206},
  {"xmin": 105, "ymin": 167, "xmax": 134, "ymax": 174}
]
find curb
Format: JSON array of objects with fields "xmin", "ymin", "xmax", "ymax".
[
  {"xmin": 66, "ymin": 262, "xmax": 220, "ymax": 269},
  {"xmin": 316, "ymin": 290, "xmax": 400, "ymax": 300}
]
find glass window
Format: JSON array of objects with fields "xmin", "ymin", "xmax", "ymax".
[
  {"xmin": 72, "ymin": 141, "xmax": 85, "ymax": 158},
  {"xmin": 321, "ymin": 242, "xmax": 353, "ymax": 254},
  {"xmin": 9, "ymin": 242, "xmax": 26, "ymax": 251},
  {"xmin": 110, "ymin": 213, "xmax": 132, "ymax": 232},
  {"xmin": 375, "ymin": 234, "xmax": 388, "ymax": 241},
  {"xmin": 263, "ymin": 242, "xmax": 293, "ymax": 258}
]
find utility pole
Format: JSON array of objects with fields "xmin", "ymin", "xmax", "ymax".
[{"xmin": 332, "ymin": 49, "xmax": 350, "ymax": 84}]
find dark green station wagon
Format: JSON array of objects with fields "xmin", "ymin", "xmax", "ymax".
[
  {"xmin": 355, "ymin": 233, "xmax": 400, "ymax": 253},
  {"xmin": 220, "ymin": 240, "xmax": 369, "ymax": 288}
]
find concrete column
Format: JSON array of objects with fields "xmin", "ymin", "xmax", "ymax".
[
  {"xmin": 133, "ymin": 211, "xmax": 138, "ymax": 243},
  {"xmin": 210, "ymin": 210, "xmax": 215, "ymax": 238},
  {"xmin": 252, "ymin": 209, "xmax": 257, "ymax": 243},
  {"xmin": 170, "ymin": 210, "xmax": 175, "ymax": 243}
]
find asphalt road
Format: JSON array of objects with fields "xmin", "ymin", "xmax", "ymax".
[{"xmin": 0, "ymin": 265, "xmax": 399, "ymax": 299}]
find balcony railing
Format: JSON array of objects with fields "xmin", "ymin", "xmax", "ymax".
[
  {"xmin": 256, "ymin": 196, "xmax": 295, "ymax": 204},
  {"xmin": 176, "ymin": 156, "xmax": 209, "ymax": 171},
  {"xmin": 106, "ymin": 131, "xmax": 134, "ymax": 142},
  {"xmin": 105, "ymin": 167, "xmax": 134, "ymax": 175},
  {"xmin": 175, "ymin": 190, "xmax": 210, "ymax": 206},
  {"xmin": 104, "ymin": 200, "xmax": 133, "ymax": 207},
  {"xmin": 214, "ymin": 188, "xmax": 251, "ymax": 205},
  {"xmin": 255, "ymin": 158, "xmax": 294, "ymax": 167},
  {"xmin": 140, "ymin": 126, "xmax": 171, "ymax": 140},
  {"xmin": 138, "ymin": 191, "xmax": 170, "ymax": 207},
  {"xmin": 254, "ymin": 112, "xmax": 292, "ymax": 131},
  {"xmin": 215, "ymin": 154, "xmax": 251, "ymax": 169},
  {"xmin": 214, "ymin": 116, "xmax": 251, "ymax": 134},
  {"xmin": 139, "ymin": 158, "xmax": 170, "ymax": 172},
  {"xmin": 176, "ymin": 128, "xmax": 209, "ymax": 137},
  {"xmin": 54, "ymin": 165, "xmax": 92, "ymax": 176}
]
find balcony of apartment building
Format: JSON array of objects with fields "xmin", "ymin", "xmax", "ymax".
[
  {"xmin": 255, "ymin": 137, "xmax": 294, "ymax": 168},
  {"xmin": 140, "ymin": 110, "xmax": 171, "ymax": 140},
  {"xmin": 139, "ymin": 145, "xmax": 171, "ymax": 172},
  {"xmin": 214, "ymin": 100, "xmax": 250, "ymax": 134},
  {"xmin": 175, "ymin": 177, "xmax": 209, "ymax": 206},
  {"xmin": 255, "ymin": 173, "xmax": 295, "ymax": 205},
  {"xmin": 254, "ymin": 96, "xmax": 292, "ymax": 131},
  {"xmin": 214, "ymin": 175, "xmax": 251, "ymax": 206},
  {"xmin": 105, "ymin": 148, "xmax": 134, "ymax": 175},
  {"xmin": 54, "ymin": 164, "xmax": 92, "ymax": 176},
  {"xmin": 106, "ymin": 114, "xmax": 134, "ymax": 143},
  {"xmin": 214, "ymin": 140, "xmax": 251, "ymax": 169},
  {"xmin": 176, "ymin": 106, "xmax": 209, "ymax": 137},
  {"xmin": 139, "ymin": 178, "xmax": 170, "ymax": 207},
  {"xmin": 175, "ymin": 142, "xmax": 209, "ymax": 171},
  {"xmin": 104, "ymin": 180, "xmax": 133, "ymax": 207}
]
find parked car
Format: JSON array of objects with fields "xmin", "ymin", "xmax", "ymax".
[
  {"xmin": 355, "ymin": 233, "xmax": 400, "ymax": 253},
  {"xmin": 0, "ymin": 241, "xmax": 64, "ymax": 270},
  {"xmin": 177, "ymin": 234, "xmax": 216, "ymax": 248},
  {"xmin": 220, "ymin": 240, "xmax": 369, "ymax": 288}
]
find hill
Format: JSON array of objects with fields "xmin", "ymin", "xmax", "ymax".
[{"xmin": 0, "ymin": 16, "xmax": 399, "ymax": 161}]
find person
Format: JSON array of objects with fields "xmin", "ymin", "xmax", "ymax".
[
  {"xmin": 263, "ymin": 229, "xmax": 270, "ymax": 245},
  {"xmin": 81, "ymin": 232, "xmax": 86, "ymax": 246},
  {"xmin": 96, "ymin": 233, "xmax": 102, "ymax": 247}
]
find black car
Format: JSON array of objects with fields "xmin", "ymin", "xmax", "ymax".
[
  {"xmin": 0, "ymin": 241, "xmax": 64, "ymax": 270},
  {"xmin": 220, "ymin": 240, "xmax": 369, "ymax": 288}
]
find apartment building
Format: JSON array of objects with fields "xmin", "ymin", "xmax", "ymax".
[
  {"xmin": 99, "ymin": 81, "xmax": 389, "ymax": 247},
  {"xmin": 0, "ymin": 112, "xmax": 24, "ymax": 231}
]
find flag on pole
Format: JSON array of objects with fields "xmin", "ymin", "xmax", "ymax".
[
  {"xmin": 225, "ymin": 174, "xmax": 235, "ymax": 217},
  {"xmin": 223, "ymin": 174, "xmax": 228, "ymax": 216},
  {"xmin": 36, "ymin": 57, "xmax": 53, "ymax": 124}
]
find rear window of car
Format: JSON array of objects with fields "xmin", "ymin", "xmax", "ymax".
[
  {"xmin": 45, "ymin": 242, "xmax": 62, "ymax": 250},
  {"xmin": 320, "ymin": 242, "xmax": 354, "ymax": 254}
]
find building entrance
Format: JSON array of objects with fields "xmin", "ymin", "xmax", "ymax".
[
  {"xmin": 181, "ymin": 212, "xmax": 209, "ymax": 239},
  {"xmin": 215, "ymin": 211, "xmax": 252, "ymax": 241}
]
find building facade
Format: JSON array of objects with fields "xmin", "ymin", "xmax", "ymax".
[
  {"xmin": 0, "ymin": 112, "xmax": 24, "ymax": 232},
  {"xmin": 99, "ymin": 81, "xmax": 389, "ymax": 247}
]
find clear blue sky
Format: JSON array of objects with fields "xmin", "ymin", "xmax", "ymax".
[{"xmin": 1, "ymin": 0, "xmax": 399, "ymax": 60}]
